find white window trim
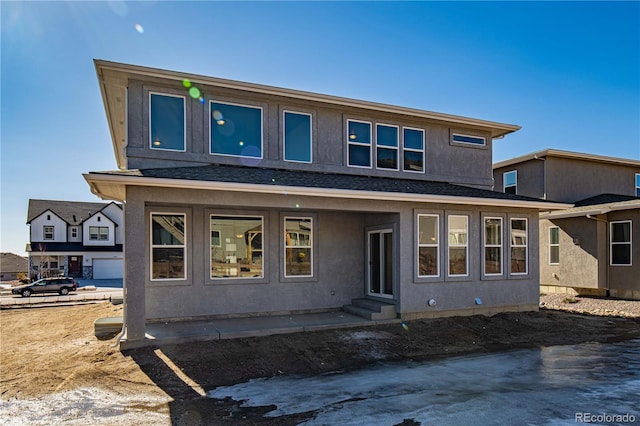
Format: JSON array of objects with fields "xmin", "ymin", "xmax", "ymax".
[
  {"xmin": 210, "ymin": 214, "xmax": 265, "ymax": 280},
  {"xmin": 150, "ymin": 212, "xmax": 187, "ymax": 282},
  {"xmin": 89, "ymin": 226, "xmax": 109, "ymax": 241},
  {"xmin": 71, "ymin": 227, "xmax": 78, "ymax": 238},
  {"xmin": 610, "ymin": 220, "xmax": 632, "ymax": 266},
  {"xmin": 375, "ymin": 123, "xmax": 399, "ymax": 171},
  {"xmin": 510, "ymin": 218, "xmax": 528, "ymax": 275},
  {"xmin": 283, "ymin": 216, "xmax": 313, "ymax": 278},
  {"xmin": 403, "ymin": 127, "xmax": 425, "ymax": 174},
  {"xmin": 483, "ymin": 217, "xmax": 503, "ymax": 276},
  {"xmin": 149, "ymin": 91, "xmax": 187, "ymax": 152},
  {"xmin": 451, "ymin": 132, "xmax": 486, "ymax": 146},
  {"xmin": 209, "ymin": 100, "xmax": 264, "ymax": 159},
  {"xmin": 283, "ymin": 110, "xmax": 313, "ymax": 164},
  {"xmin": 504, "ymin": 170, "xmax": 517, "ymax": 194},
  {"xmin": 636, "ymin": 173, "xmax": 640, "ymax": 197},
  {"xmin": 549, "ymin": 226, "xmax": 560, "ymax": 265},
  {"xmin": 43, "ymin": 226, "xmax": 54, "ymax": 240},
  {"xmin": 417, "ymin": 214, "xmax": 440, "ymax": 278},
  {"xmin": 347, "ymin": 119, "xmax": 372, "ymax": 169},
  {"xmin": 447, "ymin": 215, "xmax": 469, "ymax": 277}
]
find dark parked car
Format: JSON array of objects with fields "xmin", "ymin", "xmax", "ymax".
[{"xmin": 12, "ymin": 277, "xmax": 78, "ymax": 297}]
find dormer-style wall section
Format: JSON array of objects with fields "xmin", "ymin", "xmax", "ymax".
[
  {"xmin": 29, "ymin": 210, "xmax": 67, "ymax": 243},
  {"xmin": 95, "ymin": 60, "xmax": 520, "ymax": 190},
  {"xmin": 82, "ymin": 212, "xmax": 116, "ymax": 246}
]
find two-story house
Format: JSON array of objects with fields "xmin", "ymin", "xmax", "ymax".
[
  {"xmin": 493, "ymin": 149, "xmax": 640, "ymax": 299},
  {"xmin": 84, "ymin": 60, "xmax": 568, "ymax": 347},
  {"xmin": 26, "ymin": 199, "xmax": 124, "ymax": 279}
]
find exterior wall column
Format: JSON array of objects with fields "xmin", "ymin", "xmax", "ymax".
[{"xmin": 123, "ymin": 191, "xmax": 146, "ymax": 343}]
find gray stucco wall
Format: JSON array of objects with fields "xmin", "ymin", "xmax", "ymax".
[
  {"xmin": 493, "ymin": 159, "xmax": 546, "ymax": 199},
  {"xmin": 608, "ymin": 209, "xmax": 640, "ymax": 295},
  {"xmin": 124, "ymin": 79, "xmax": 495, "ymax": 189}
]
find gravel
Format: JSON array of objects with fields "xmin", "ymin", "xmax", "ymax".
[{"xmin": 540, "ymin": 293, "xmax": 640, "ymax": 318}]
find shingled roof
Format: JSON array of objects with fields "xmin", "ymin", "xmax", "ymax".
[
  {"xmin": 0, "ymin": 252, "xmax": 28, "ymax": 274},
  {"xmin": 26, "ymin": 199, "xmax": 121, "ymax": 225}
]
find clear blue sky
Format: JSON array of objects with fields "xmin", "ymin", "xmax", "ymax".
[{"xmin": 2, "ymin": 1, "xmax": 639, "ymax": 256}]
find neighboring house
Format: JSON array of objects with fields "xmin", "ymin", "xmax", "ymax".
[
  {"xmin": 85, "ymin": 60, "xmax": 568, "ymax": 347},
  {"xmin": 26, "ymin": 199, "xmax": 124, "ymax": 279},
  {"xmin": 0, "ymin": 252, "xmax": 28, "ymax": 281},
  {"xmin": 493, "ymin": 149, "xmax": 640, "ymax": 299}
]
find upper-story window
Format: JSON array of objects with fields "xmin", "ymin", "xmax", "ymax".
[
  {"xmin": 452, "ymin": 133, "xmax": 486, "ymax": 146},
  {"xmin": 43, "ymin": 226, "xmax": 54, "ymax": 240},
  {"xmin": 376, "ymin": 124, "xmax": 399, "ymax": 170},
  {"xmin": 89, "ymin": 226, "xmax": 109, "ymax": 241},
  {"xmin": 150, "ymin": 92, "xmax": 186, "ymax": 151},
  {"xmin": 636, "ymin": 173, "xmax": 640, "ymax": 197},
  {"xmin": 503, "ymin": 170, "xmax": 517, "ymax": 194},
  {"xmin": 283, "ymin": 111, "xmax": 312, "ymax": 163},
  {"xmin": 403, "ymin": 128, "xmax": 424, "ymax": 172},
  {"xmin": 347, "ymin": 120, "xmax": 372, "ymax": 168},
  {"xmin": 71, "ymin": 227, "xmax": 78, "ymax": 238},
  {"xmin": 210, "ymin": 101, "xmax": 263, "ymax": 159}
]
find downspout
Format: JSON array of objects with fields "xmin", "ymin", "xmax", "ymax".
[{"xmin": 586, "ymin": 214, "xmax": 610, "ymax": 297}]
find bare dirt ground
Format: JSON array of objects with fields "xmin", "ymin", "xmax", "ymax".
[{"xmin": 2, "ymin": 298, "xmax": 640, "ymax": 425}]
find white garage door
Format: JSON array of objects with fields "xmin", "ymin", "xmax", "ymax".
[{"xmin": 93, "ymin": 259, "xmax": 123, "ymax": 279}]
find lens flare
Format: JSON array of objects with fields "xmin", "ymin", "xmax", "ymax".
[
  {"xmin": 182, "ymin": 79, "xmax": 192, "ymax": 88},
  {"xmin": 401, "ymin": 322, "xmax": 409, "ymax": 331},
  {"xmin": 212, "ymin": 110, "xmax": 223, "ymax": 121},
  {"xmin": 134, "ymin": 23, "xmax": 144, "ymax": 34},
  {"xmin": 189, "ymin": 87, "xmax": 201, "ymax": 98}
]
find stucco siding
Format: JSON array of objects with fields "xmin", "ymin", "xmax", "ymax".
[
  {"xmin": 493, "ymin": 159, "xmax": 545, "ymax": 199},
  {"xmin": 608, "ymin": 210, "xmax": 640, "ymax": 294}
]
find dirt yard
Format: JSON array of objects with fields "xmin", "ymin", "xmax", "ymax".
[{"xmin": 2, "ymin": 299, "xmax": 640, "ymax": 425}]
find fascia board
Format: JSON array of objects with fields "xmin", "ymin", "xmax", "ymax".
[
  {"xmin": 84, "ymin": 173, "xmax": 572, "ymax": 211},
  {"xmin": 541, "ymin": 200, "xmax": 640, "ymax": 219}
]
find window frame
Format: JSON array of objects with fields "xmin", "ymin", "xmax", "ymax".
[
  {"xmin": 636, "ymin": 173, "xmax": 640, "ymax": 197},
  {"xmin": 483, "ymin": 216, "xmax": 503, "ymax": 276},
  {"xmin": 150, "ymin": 212, "xmax": 187, "ymax": 282},
  {"xmin": 283, "ymin": 110, "xmax": 313, "ymax": 164},
  {"xmin": 347, "ymin": 119, "xmax": 372, "ymax": 169},
  {"xmin": 89, "ymin": 226, "xmax": 109, "ymax": 241},
  {"xmin": 71, "ymin": 227, "xmax": 78, "ymax": 239},
  {"xmin": 503, "ymin": 170, "xmax": 517, "ymax": 194},
  {"xmin": 149, "ymin": 91, "xmax": 186, "ymax": 152},
  {"xmin": 549, "ymin": 226, "xmax": 560, "ymax": 265},
  {"xmin": 451, "ymin": 132, "xmax": 486, "ymax": 147},
  {"xmin": 447, "ymin": 214, "xmax": 469, "ymax": 278},
  {"xmin": 610, "ymin": 220, "xmax": 632, "ymax": 266},
  {"xmin": 209, "ymin": 100, "xmax": 264, "ymax": 159},
  {"xmin": 43, "ymin": 226, "xmax": 54, "ymax": 240},
  {"xmin": 417, "ymin": 213, "xmax": 440, "ymax": 278},
  {"xmin": 210, "ymin": 214, "xmax": 265, "ymax": 281},
  {"xmin": 509, "ymin": 218, "xmax": 528, "ymax": 275},
  {"xmin": 375, "ymin": 123, "xmax": 399, "ymax": 171},
  {"xmin": 403, "ymin": 127, "xmax": 425, "ymax": 173},
  {"xmin": 283, "ymin": 216, "xmax": 314, "ymax": 278}
]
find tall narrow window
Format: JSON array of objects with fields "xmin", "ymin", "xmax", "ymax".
[
  {"xmin": 71, "ymin": 227, "xmax": 78, "ymax": 238},
  {"xmin": 150, "ymin": 93, "xmax": 186, "ymax": 151},
  {"xmin": 210, "ymin": 101, "xmax": 263, "ymax": 158},
  {"xmin": 43, "ymin": 226, "xmax": 54, "ymax": 240},
  {"xmin": 448, "ymin": 215, "xmax": 468, "ymax": 276},
  {"xmin": 284, "ymin": 111, "xmax": 312, "ymax": 163},
  {"xmin": 403, "ymin": 128, "xmax": 424, "ymax": 172},
  {"xmin": 549, "ymin": 226, "xmax": 560, "ymax": 265},
  {"xmin": 611, "ymin": 221, "xmax": 631, "ymax": 266},
  {"xmin": 484, "ymin": 217, "xmax": 502, "ymax": 275},
  {"xmin": 376, "ymin": 124, "xmax": 398, "ymax": 170},
  {"xmin": 211, "ymin": 216, "xmax": 263, "ymax": 279},
  {"xmin": 347, "ymin": 120, "xmax": 371, "ymax": 168},
  {"xmin": 510, "ymin": 218, "xmax": 528, "ymax": 274},
  {"xmin": 636, "ymin": 174, "xmax": 640, "ymax": 197},
  {"xmin": 151, "ymin": 214, "xmax": 186, "ymax": 280},
  {"xmin": 504, "ymin": 171, "xmax": 517, "ymax": 194},
  {"xmin": 417, "ymin": 214, "xmax": 439, "ymax": 277},
  {"xmin": 284, "ymin": 217, "xmax": 313, "ymax": 277}
]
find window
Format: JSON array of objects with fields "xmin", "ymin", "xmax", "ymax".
[
  {"xmin": 71, "ymin": 227, "xmax": 78, "ymax": 238},
  {"xmin": 151, "ymin": 214, "xmax": 186, "ymax": 280},
  {"xmin": 211, "ymin": 216, "xmax": 263, "ymax": 279},
  {"xmin": 636, "ymin": 174, "xmax": 640, "ymax": 197},
  {"xmin": 43, "ymin": 226, "xmax": 54, "ymax": 240},
  {"xmin": 417, "ymin": 214, "xmax": 439, "ymax": 277},
  {"xmin": 484, "ymin": 217, "xmax": 503, "ymax": 275},
  {"xmin": 150, "ymin": 93, "xmax": 186, "ymax": 151},
  {"xmin": 284, "ymin": 217, "xmax": 313, "ymax": 277},
  {"xmin": 549, "ymin": 226, "xmax": 560, "ymax": 265},
  {"xmin": 347, "ymin": 120, "xmax": 371, "ymax": 168},
  {"xmin": 448, "ymin": 215, "xmax": 468, "ymax": 276},
  {"xmin": 210, "ymin": 101, "xmax": 262, "ymax": 158},
  {"xmin": 284, "ymin": 111, "xmax": 312, "ymax": 163},
  {"xmin": 376, "ymin": 124, "xmax": 398, "ymax": 170},
  {"xmin": 452, "ymin": 133, "xmax": 486, "ymax": 146},
  {"xmin": 89, "ymin": 226, "xmax": 109, "ymax": 241},
  {"xmin": 403, "ymin": 128, "xmax": 424, "ymax": 172},
  {"xmin": 504, "ymin": 171, "xmax": 517, "ymax": 194},
  {"xmin": 611, "ymin": 221, "xmax": 631, "ymax": 266},
  {"xmin": 510, "ymin": 218, "xmax": 528, "ymax": 274}
]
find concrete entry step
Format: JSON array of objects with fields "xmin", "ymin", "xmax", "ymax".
[
  {"xmin": 343, "ymin": 298, "xmax": 397, "ymax": 320},
  {"xmin": 94, "ymin": 316, "xmax": 123, "ymax": 340}
]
